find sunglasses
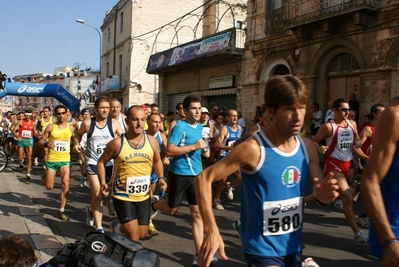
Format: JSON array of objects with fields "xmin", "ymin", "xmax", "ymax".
[
  {"xmin": 56, "ymin": 111, "xmax": 67, "ymax": 115},
  {"xmin": 338, "ymin": 107, "xmax": 350, "ymax": 112}
]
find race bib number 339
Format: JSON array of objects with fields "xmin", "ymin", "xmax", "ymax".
[
  {"xmin": 126, "ymin": 176, "xmax": 150, "ymax": 195},
  {"xmin": 263, "ymin": 197, "xmax": 303, "ymax": 236}
]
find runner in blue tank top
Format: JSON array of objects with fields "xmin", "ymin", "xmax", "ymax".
[
  {"xmin": 195, "ymin": 75, "xmax": 339, "ymax": 267},
  {"xmin": 362, "ymin": 96, "xmax": 399, "ymax": 266},
  {"xmin": 214, "ymin": 109, "xmax": 242, "ymax": 210},
  {"xmin": 145, "ymin": 113, "xmax": 168, "ymax": 238}
]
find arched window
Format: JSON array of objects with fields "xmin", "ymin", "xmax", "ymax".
[{"xmin": 329, "ymin": 53, "xmax": 360, "ymax": 73}]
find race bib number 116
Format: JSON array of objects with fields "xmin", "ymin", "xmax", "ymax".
[{"xmin": 263, "ymin": 197, "xmax": 303, "ymax": 236}]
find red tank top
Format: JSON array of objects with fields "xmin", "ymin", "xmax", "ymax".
[
  {"xmin": 18, "ymin": 120, "xmax": 34, "ymax": 139},
  {"xmin": 361, "ymin": 124, "xmax": 375, "ymax": 156}
]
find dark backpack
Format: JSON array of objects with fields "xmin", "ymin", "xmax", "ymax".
[{"xmin": 45, "ymin": 231, "xmax": 159, "ymax": 267}]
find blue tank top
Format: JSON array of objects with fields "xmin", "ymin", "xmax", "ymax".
[
  {"xmin": 240, "ymin": 131, "xmax": 308, "ymax": 257},
  {"xmin": 220, "ymin": 124, "xmax": 241, "ymax": 157},
  {"xmin": 369, "ymin": 144, "xmax": 399, "ymax": 258},
  {"xmin": 150, "ymin": 131, "xmax": 163, "ymax": 180}
]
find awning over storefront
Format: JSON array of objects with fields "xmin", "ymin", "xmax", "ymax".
[{"xmin": 201, "ymin": 88, "xmax": 237, "ymax": 97}]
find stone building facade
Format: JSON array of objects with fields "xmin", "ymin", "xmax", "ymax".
[
  {"xmin": 146, "ymin": 0, "xmax": 247, "ymax": 113},
  {"xmin": 241, "ymin": 0, "xmax": 399, "ymax": 124},
  {"xmin": 100, "ymin": 0, "xmax": 211, "ymax": 111}
]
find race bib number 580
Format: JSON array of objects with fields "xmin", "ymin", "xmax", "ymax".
[{"xmin": 263, "ymin": 197, "xmax": 303, "ymax": 236}]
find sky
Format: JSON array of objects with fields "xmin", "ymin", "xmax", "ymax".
[{"xmin": 0, "ymin": 1, "xmax": 116, "ymax": 80}]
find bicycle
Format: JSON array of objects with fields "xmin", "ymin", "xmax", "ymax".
[
  {"xmin": 0, "ymin": 132, "xmax": 8, "ymax": 171},
  {"xmin": 0, "ymin": 148, "xmax": 7, "ymax": 171}
]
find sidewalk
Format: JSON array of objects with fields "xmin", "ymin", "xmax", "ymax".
[{"xmin": 0, "ymin": 166, "xmax": 61, "ymax": 263}]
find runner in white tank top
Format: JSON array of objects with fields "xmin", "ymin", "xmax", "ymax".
[{"xmin": 312, "ymin": 98, "xmax": 369, "ymax": 246}]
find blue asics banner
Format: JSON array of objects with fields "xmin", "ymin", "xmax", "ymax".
[{"xmin": 0, "ymin": 82, "xmax": 80, "ymax": 113}]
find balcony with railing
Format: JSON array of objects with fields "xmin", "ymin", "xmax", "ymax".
[{"xmin": 270, "ymin": 0, "xmax": 382, "ymax": 35}]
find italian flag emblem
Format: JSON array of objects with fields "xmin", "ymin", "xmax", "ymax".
[{"xmin": 284, "ymin": 168, "xmax": 299, "ymax": 185}]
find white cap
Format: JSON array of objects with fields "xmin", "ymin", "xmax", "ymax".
[{"xmin": 201, "ymin": 107, "xmax": 209, "ymax": 114}]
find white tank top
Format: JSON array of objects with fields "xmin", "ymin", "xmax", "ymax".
[
  {"xmin": 326, "ymin": 119, "xmax": 355, "ymax": 162},
  {"xmin": 117, "ymin": 113, "xmax": 126, "ymax": 133},
  {"xmin": 85, "ymin": 117, "xmax": 114, "ymax": 166}
]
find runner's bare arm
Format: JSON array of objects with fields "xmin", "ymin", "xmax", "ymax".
[
  {"xmin": 97, "ymin": 137, "xmax": 121, "ymax": 197},
  {"xmin": 303, "ymin": 137, "xmax": 339, "ymax": 204},
  {"xmin": 362, "ymin": 104, "xmax": 399, "ymax": 254},
  {"xmin": 312, "ymin": 123, "xmax": 331, "ymax": 153},
  {"xmin": 195, "ymin": 139, "xmax": 260, "ymax": 266},
  {"xmin": 38, "ymin": 124, "xmax": 54, "ymax": 148},
  {"xmin": 112, "ymin": 118, "xmax": 124, "ymax": 137},
  {"xmin": 149, "ymin": 136, "xmax": 166, "ymax": 191},
  {"xmin": 73, "ymin": 119, "xmax": 90, "ymax": 152}
]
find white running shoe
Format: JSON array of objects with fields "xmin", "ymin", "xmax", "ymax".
[
  {"xmin": 192, "ymin": 254, "xmax": 218, "ymax": 266},
  {"xmin": 226, "ymin": 182, "xmax": 234, "ymax": 200},
  {"xmin": 85, "ymin": 205, "xmax": 94, "ymax": 227},
  {"xmin": 355, "ymin": 230, "xmax": 368, "ymax": 245},
  {"xmin": 151, "ymin": 195, "xmax": 159, "ymax": 204},
  {"xmin": 302, "ymin": 257, "xmax": 319, "ymax": 267},
  {"xmin": 213, "ymin": 198, "xmax": 224, "ymax": 210},
  {"xmin": 34, "ymin": 157, "xmax": 39, "ymax": 166}
]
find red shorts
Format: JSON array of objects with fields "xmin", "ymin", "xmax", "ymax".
[
  {"xmin": 324, "ymin": 157, "xmax": 351, "ymax": 178},
  {"xmin": 210, "ymin": 146, "xmax": 220, "ymax": 155}
]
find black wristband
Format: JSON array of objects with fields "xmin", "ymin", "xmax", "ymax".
[
  {"xmin": 382, "ymin": 239, "xmax": 399, "ymax": 249},
  {"xmin": 44, "ymin": 141, "xmax": 48, "ymax": 148}
]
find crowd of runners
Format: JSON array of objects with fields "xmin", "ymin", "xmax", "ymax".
[{"xmin": 0, "ymin": 74, "xmax": 397, "ymax": 266}]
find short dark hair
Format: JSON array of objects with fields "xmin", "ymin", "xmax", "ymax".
[
  {"xmin": 183, "ymin": 95, "xmax": 201, "ymax": 110},
  {"xmin": 167, "ymin": 111, "xmax": 174, "ymax": 117},
  {"xmin": 264, "ymin": 75, "xmax": 309, "ymax": 111},
  {"xmin": 148, "ymin": 113, "xmax": 161, "ymax": 121},
  {"xmin": 313, "ymin": 103, "xmax": 319, "ymax": 109},
  {"xmin": 333, "ymin": 98, "xmax": 348, "ymax": 109},
  {"xmin": 125, "ymin": 105, "xmax": 141, "ymax": 118},
  {"xmin": 54, "ymin": 104, "xmax": 67, "ymax": 114},
  {"xmin": 369, "ymin": 103, "xmax": 384, "ymax": 121},
  {"xmin": 209, "ymin": 103, "xmax": 218, "ymax": 111},
  {"xmin": 95, "ymin": 96, "xmax": 110, "ymax": 108},
  {"xmin": 0, "ymin": 235, "xmax": 37, "ymax": 267},
  {"xmin": 43, "ymin": 106, "xmax": 51, "ymax": 112},
  {"xmin": 175, "ymin": 102, "xmax": 183, "ymax": 111}
]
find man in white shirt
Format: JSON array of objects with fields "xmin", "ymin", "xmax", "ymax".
[{"xmin": 324, "ymin": 101, "xmax": 334, "ymax": 123}]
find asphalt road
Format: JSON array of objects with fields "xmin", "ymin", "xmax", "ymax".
[{"xmin": 11, "ymin": 159, "xmax": 378, "ymax": 266}]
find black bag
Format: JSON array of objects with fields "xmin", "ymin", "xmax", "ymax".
[{"xmin": 46, "ymin": 231, "xmax": 159, "ymax": 267}]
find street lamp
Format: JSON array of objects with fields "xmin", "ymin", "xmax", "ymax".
[
  {"xmin": 72, "ymin": 62, "xmax": 89, "ymax": 99},
  {"xmin": 76, "ymin": 19, "xmax": 102, "ymax": 94}
]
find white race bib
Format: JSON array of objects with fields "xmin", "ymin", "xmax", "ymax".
[
  {"xmin": 94, "ymin": 140, "xmax": 107, "ymax": 155},
  {"xmin": 54, "ymin": 141, "xmax": 68, "ymax": 152},
  {"xmin": 263, "ymin": 197, "xmax": 303, "ymax": 236},
  {"xmin": 22, "ymin": 130, "xmax": 32, "ymax": 138},
  {"xmin": 227, "ymin": 140, "xmax": 236, "ymax": 146},
  {"xmin": 126, "ymin": 176, "xmax": 150, "ymax": 195}
]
